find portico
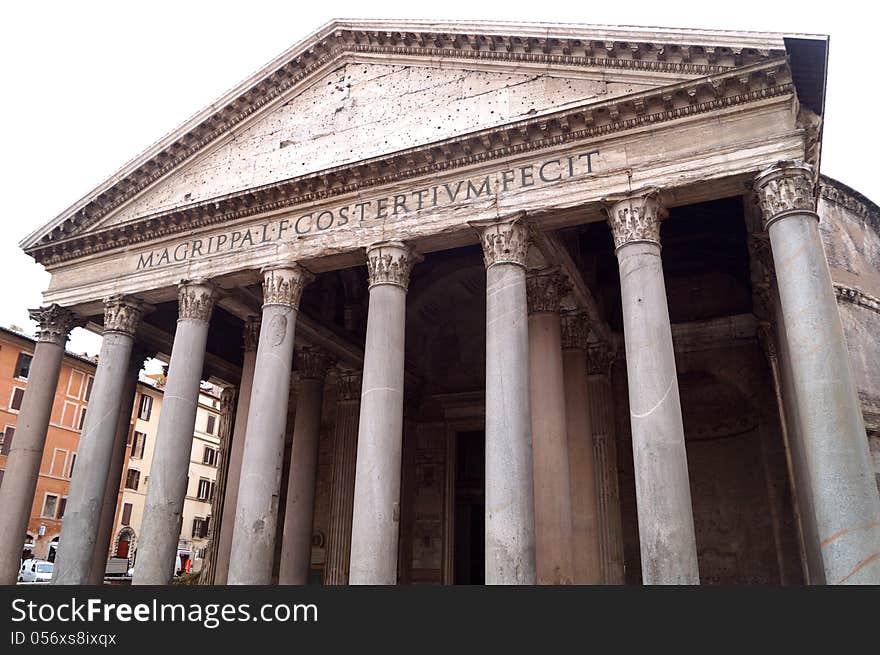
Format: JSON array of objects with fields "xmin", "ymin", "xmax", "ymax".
[{"xmin": 6, "ymin": 20, "xmax": 879, "ymax": 586}]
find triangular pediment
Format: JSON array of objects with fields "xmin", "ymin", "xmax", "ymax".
[{"xmin": 22, "ymin": 19, "xmax": 825, "ymax": 263}]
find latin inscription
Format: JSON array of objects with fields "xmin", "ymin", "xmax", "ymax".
[{"xmin": 136, "ymin": 150, "xmax": 599, "ymax": 270}]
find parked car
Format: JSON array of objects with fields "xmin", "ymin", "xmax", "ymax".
[{"xmin": 19, "ymin": 559, "xmax": 53, "ymax": 583}]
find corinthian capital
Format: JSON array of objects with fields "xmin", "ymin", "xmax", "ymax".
[
  {"xmin": 561, "ymin": 311, "xmax": 590, "ymax": 350},
  {"xmin": 365, "ymin": 241, "xmax": 418, "ymax": 291},
  {"xmin": 262, "ymin": 264, "xmax": 314, "ymax": 309},
  {"xmin": 469, "ymin": 212, "xmax": 530, "ymax": 269},
  {"xmin": 754, "ymin": 160, "xmax": 817, "ymax": 229},
  {"xmin": 103, "ymin": 296, "xmax": 145, "ymax": 337},
  {"xmin": 178, "ymin": 279, "xmax": 216, "ymax": 322},
  {"xmin": 295, "ymin": 346, "xmax": 334, "ymax": 381},
  {"xmin": 526, "ymin": 269, "xmax": 569, "ymax": 315},
  {"xmin": 336, "ymin": 368, "xmax": 362, "ymax": 402},
  {"xmin": 28, "ymin": 304, "xmax": 85, "ymax": 346},
  {"xmin": 242, "ymin": 316, "xmax": 261, "ymax": 352},
  {"xmin": 603, "ymin": 188, "xmax": 664, "ymax": 250},
  {"xmin": 586, "ymin": 343, "xmax": 616, "ymax": 376}
]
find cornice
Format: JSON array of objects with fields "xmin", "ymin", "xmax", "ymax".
[{"xmin": 26, "ymin": 57, "xmax": 791, "ymax": 267}]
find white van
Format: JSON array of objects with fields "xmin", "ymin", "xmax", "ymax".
[{"xmin": 19, "ymin": 559, "xmax": 53, "ymax": 583}]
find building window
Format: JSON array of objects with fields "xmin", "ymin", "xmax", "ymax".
[
  {"xmin": 0, "ymin": 425, "xmax": 15, "ymax": 456},
  {"xmin": 205, "ymin": 414, "xmax": 216, "ymax": 435},
  {"xmin": 191, "ymin": 516, "xmax": 210, "ymax": 539},
  {"xmin": 125, "ymin": 469, "xmax": 141, "ymax": 490},
  {"xmin": 137, "ymin": 394, "xmax": 153, "ymax": 421},
  {"xmin": 60, "ymin": 401, "xmax": 79, "ymax": 428},
  {"xmin": 196, "ymin": 478, "xmax": 214, "ymax": 501},
  {"xmin": 84, "ymin": 376, "xmax": 94, "ymax": 402},
  {"xmin": 78, "ymin": 407, "xmax": 87, "ymax": 431},
  {"xmin": 57, "ymin": 497, "xmax": 67, "ymax": 519},
  {"xmin": 67, "ymin": 369, "xmax": 85, "ymax": 398},
  {"xmin": 14, "ymin": 353, "xmax": 32, "ymax": 380},
  {"xmin": 41, "ymin": 494, "xmax": 58, "ymax": 519},
  {"xmin": 68, "ymin": 453, "xmax": 76, "ymax": 478},
  {"xmin": 10, "ymin": 387, "xmax": 25, "ymax": 412},
  {"xmin": 121, "ymin": 503, "xmax": 133, "ymax": 526},
  {"xmin": 130, "ymin": 431, "xmax": 147, "ymax": 459},
  {"xmin": 50, "ymin": 448, "xmax": 68, "ymax": 477},
  {"xmin": 202, "ymin": 446, "xmax": 218, "ymax": 467}
]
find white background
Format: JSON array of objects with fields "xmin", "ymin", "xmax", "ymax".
[{"xmin": 1, "ymin": 0, "xmax": 875, "ymax": 356}]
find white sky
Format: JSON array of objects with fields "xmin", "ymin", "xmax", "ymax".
[{"xmin": 0, "ymin": 0, "xmax": 875, "ymax": 357}]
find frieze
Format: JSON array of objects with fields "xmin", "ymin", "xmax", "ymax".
[
  {"xmin": 178, "ymin": 279, "xmax": 217, "ymax": 322},
  {"xmin": 103, "ymin": 295, "xmax": 146, "ymax": 337},
  {"xmin": 28, "ymin": 304, "xmax": 85, "ymax": 346},
  {"xmin": 26, "ymin": 58, "xmax": 792, "ymax": 266}
]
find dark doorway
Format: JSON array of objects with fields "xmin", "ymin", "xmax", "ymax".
[{"xmin": 454, "ymin": 431, "xmax": 485, "ymax": 584}]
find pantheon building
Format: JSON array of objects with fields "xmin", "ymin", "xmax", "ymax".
[{"xmin": 1, "ymin": 19, "xmax": 878, "ymax": 585}]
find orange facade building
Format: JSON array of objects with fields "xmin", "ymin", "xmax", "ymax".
[{"xmin": 0, "ymin": 327, "xmax": 134, "ymax": 562}]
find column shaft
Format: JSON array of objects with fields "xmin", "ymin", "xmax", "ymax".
[
  {"xmin": 606, "ymin": 191, "xmax": 699, "ymax": 585},
  {"xmin": 349, "ymin": 241, "xmax": 416, "ymax": 585},
  {"xmin": 527, "ymin": 272, "xmax": 574, "ymax": 584},
  {"xmin": 561, "ymin": 314, "xmax": 601, "ymax": 584},
  {"xmin": 756, "ymin": 161, "xmax": 880, "ymax": 584},
  {"xmin": 55, "ymin": 298, "xmax": 144, "ymax": 585},
  {"xmin": 134, "ymin": 281, "xmax": 215, "ymax": 585},
  {"xmin": 88, "ymin": 353, "xmax": 143, "ymax": 584},
  {"xmin": 587, "ymin": 355, "xmax": 626, "ymax": 585},
  {"xmin": 471, "ymin": 215, "xmax": 536, "ymax": 585},
  {"xmin": 0, "ymin": 305, "xmax": 80, "ymax": 585},
  {"xmin": 213, "ymin": 318, "xmax": 259, "ymax": 584},
  {"xmin": 228, "ymin": 266, "xmax": 312, "ymax": 584},
  {"xmin": 324, "ymin": 372, "xmax": 362, "ymax": 585},
  {"xmin": 279, "ymin": 349, "xmax": 331, "ymax": 585}
]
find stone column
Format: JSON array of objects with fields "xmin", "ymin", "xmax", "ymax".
[
  {"xmin": 324, "ymin": 369, "xmax": 362, "ymax": 585},
  {"xmin": 228, "ymin": 265, "xmax": 313, "ymax": 585},
  {"xmin": 0, "ymin": 305, "xmax": 82, "ymax": 585},
  {"xmin": 561, "ymin": 311, "xmax": 602, "ymax": 584},
  {"xmin": 755, "ymin": 161, "xmax": 880, "ymax": 584},
  {"xmin": 198, "ymin": 385, "xmax": 237, "ymax": 585},
  {"xmin": 587, "ymin": 345, "xmax": 626, "ymax": 585},
  {"xmin": 526, "ymin": 269, "xmax": 575, "ymax": 584},
  {"xmin": 470, "ymin": 214, "xmax": 536, "ymax": 585},
  {"xmin": 88, "ymin": 347, "xmax": 148, "ymax": 584},
  {"xmin": 213, "ymin": 316, "xmax": 259, "ymax": 584},
  {"xmin": 278, "ymin": 347, "xmax": 333, "ymax": 585},
  {"xmin": 54, "ymin": 297, "xmax": 145, "ymax": 585},
  {"xmin": 349, "ymin": 241, "xmax": 417, "ymax": 585},
  {"xmin": 133, "ymin": 280, "xmax": 216, "ymax": 585},
  {"xmin": 604, "ymin": 189, "xmax": 699, "ymax": 585}
]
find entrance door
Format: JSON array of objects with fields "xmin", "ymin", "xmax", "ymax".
[{"xmin": 453, "ymin": 431, "xmax": 485, "ymax": 584}]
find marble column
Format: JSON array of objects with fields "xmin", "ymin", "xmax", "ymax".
[
  {"xmin": 349, "ymin": 241, "xmax": 417, "ymax": 585},
  {"xmin": 587, "ymin": 345, "xmax": 626, "ymax": 585},
  {"xmin": 470, "ymin": 214, "xmax": 537, "ymax": 585},
  {"xmin": 88, "ymin": 347, "xmax": 148, "ymax": 584},
  {"xmin": 228, "ymin": 264, "xmax": 313, "ymax": 585},
  {"xmin": 324, "ymin": 369, "xmax": 362, "ymax": 585},
  {"xmin": 755, "ymin": 161, "xmax": 880, "ymax": 584},
  {"xmin": 561, "ymin": 311, "xmax": 602, "ymax": 584},
  {"xmin": 526, "ymin": 269, "xmax": 575, "ymax": 584},
  {"xmin": 0, "ymin": 305, "xmax": 82, "ymax": 585},
  {"xmin": 214, "ymin": 316, "xmax": 260, "ymax": 584},
  {"xmin": 54, "ymin": 297, "xmax": 145, "ymax": 585},
  {"xmin": 604, "ymin": 189, "xmax": 699, "ymax": 585},
  {"xmin": 279, "ymin": 346, "xmax": 333, "ymax": 585},
  {"xmin": 134, "ymin": 280, "xmax": 216, "ymax": 585}
]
